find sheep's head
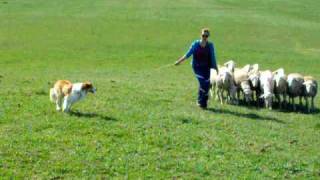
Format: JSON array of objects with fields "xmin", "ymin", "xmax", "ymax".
[
  {"xmin": 249, "ymin": 72, "xmax": 260, "ymax": 88},
  {"xmin": 224, "ymin": 60, "xmax": 236, "ymax": 72},
  {"xmin": 303, "ymin": 81, "xmax": 317, "ymax": 95},
  {"xmin": 241, "ymin": 81, "xmax": 253, "ymax": 102},
  {"xmin": 252, "ymin": 64, "xmax": 259, "ymax": 72},
  {"xmin": 230, "ymin": 85, "xmax": 238, "ymax": 98}
]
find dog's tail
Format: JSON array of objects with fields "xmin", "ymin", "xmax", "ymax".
[{"xmin": 50, "ymin": 88, "xmax": 57, "ymax": 103}]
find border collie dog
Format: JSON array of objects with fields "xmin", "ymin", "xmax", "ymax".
[{"xmin": 50, "ymin": 80, "xmax": 96, "ymax": 113}]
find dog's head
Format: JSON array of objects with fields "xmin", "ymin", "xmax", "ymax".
[{"xmin": 82, "ymin": 81, "xmax": 97, "ymax": 94}]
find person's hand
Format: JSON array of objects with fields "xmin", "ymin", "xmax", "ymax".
[{"xmin": 174, "ymin": 61, "xmax": 180, "ymax": 66}]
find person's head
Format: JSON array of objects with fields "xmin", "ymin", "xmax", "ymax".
[{"xmin": 201, "ymin": 28, "xmax": 210, "ymax": 41}]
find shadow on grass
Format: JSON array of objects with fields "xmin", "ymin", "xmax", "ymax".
[
  {"xmin": 69, "ymin": 111, "xmax": 117, "ymax": 121},
  {"xmin": 273, "ymin": 104, "xmax": 320, "ymax": 115},
  {"xmin": 221, "ymin": 99, "xmax": 320, "ymax": 115},
  {"xmin": 207, "ymin": 108, "xmax": 285, "ymax": 124},
  {"xmin": 177, "ymin": 117, "xmax": 200, "ymax": 125}
]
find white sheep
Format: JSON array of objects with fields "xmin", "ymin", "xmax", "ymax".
[
  {"xmin": 234, "ymin": 67, "xmax": 253, "ymax": 104},
  {"xmin": 224, "ymin": 60, "xmax": 236, "ymax": 73},
  {"xmin": 260, "ymin": 70, "xmax": 274, "ymax": 110},
  {"xmin": 273, "ymin": 68, "xmax": 288, "ymax": 109},
  {"xmin": 248, "ymin": 64, "xmax": 261, "ymax": 105},
  {"xmin": 303, "ymin": 76, "xmax": 318, "ymax": 113},
  {"xmin": 287, "ymin": 73, "xmax": 305, "ymax": 111},
  {"xmin": 210, "ymin": 66, "xmax": 220, "ymax": 100},
  {"xmin": 210, "ymin": 66, "xmax": 237, "ymax": 104}
]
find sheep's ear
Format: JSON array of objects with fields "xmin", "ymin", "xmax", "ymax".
[
  {"xmin": 252, "ymin": 64, "xmax": 259, "ymax": 71},
  {"xmin": 224, "ymin": 60, "xmax": 234, "ymax": 66}
]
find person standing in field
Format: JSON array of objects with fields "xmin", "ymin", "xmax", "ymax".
[{"xmin": 175, "ymin": 28, "xmax": 218, "ymax": 109}]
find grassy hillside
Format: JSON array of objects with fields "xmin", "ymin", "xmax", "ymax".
[{"xmin": 0, "ymin": 0, "xmax": 320, "ymax": 178}]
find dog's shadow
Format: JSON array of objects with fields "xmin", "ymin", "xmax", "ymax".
[
  {"xmin": 207, "ymin": 108, "xmax": 285, "ymax": 124},
  {"xmin": 69, "ymin": 111, "xmax": 117, "ymax": 121}
]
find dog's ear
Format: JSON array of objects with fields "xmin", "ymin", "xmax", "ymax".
[{"xmin": 82, "ymin": 81, "xmax": 93, "ymax": 90}]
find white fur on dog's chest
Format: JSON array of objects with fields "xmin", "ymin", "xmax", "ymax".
[{"xmin": 70, "ymin": 83, "xmax": 87, "ymax": 102}]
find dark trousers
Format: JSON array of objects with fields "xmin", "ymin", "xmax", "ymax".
[{"xmin": 193, "ymin": 66, "xmax": 211, "ymax": 107}]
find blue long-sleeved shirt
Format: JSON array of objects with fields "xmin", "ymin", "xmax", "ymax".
[{"xmin": 184, "ymin": 40, "xmax": 218, "ymax": 70}]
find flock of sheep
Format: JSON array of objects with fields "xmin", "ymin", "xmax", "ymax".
[{"xmin": 210, "ymin": 60, "xmax": 318, "ymax": 113}]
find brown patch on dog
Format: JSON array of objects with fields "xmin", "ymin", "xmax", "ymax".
[
  {"xmin": 54, "ymin": 80, "xmax": 73, "ymax": 96},
  {"xmin": 81, "ymin": 81, "xmax": 93, "ymax": 92}
]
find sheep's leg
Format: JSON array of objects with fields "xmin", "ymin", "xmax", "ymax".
[
  {"xmin": 210, "ymin": 89, "xmax": 214, "ymax": 99},
  {"xmin": 311, "ymin": 97, "xmax": 315, "ymax": 112},
  {"xmin": 228, "ymin": 89, "xmax": 232, "ymax": 103},
  {"xmin": 220, "ymin": 90, "xmax": 224, "ymax": 105},
  {"xmin": 311, "ymin": 97, "xmax": 315, "ymax": 111},
  {"xmin": 292, "ymin": 97, "xmax": 296, "ymax": 111},
  {"xmin": 283, "ymin": 94, "xmax": 287, "ymax": 108},
  {"xmin": 215, "ymin": 86, "xmax": 219, "ymax": 101},
  {"xmin": 265, "ymin": 98, "xmax": 268, "ymax": 109},
  {"xmin": 242, "ymin": 91, "xmax": 245, "ymax": 102},
  {"xmin": 256, "ymin": 91, "xmax": 260, "ymax": 107},
  {"xmin": 276, "ymin": 94, "xmax": 281, "ymax": 109},
  {"xmin": 217, "ymin": 89, "xmax": 222, "ymax": 104},
  {"xmin": 237, "ymin": 89, "xmax": 240, "ymax": 103},
  {"xmin": 230, "ymin": 89, "xmax": 238, "ymax": 105},
  {"xmin": 305, "ymin": 96, "xmax": 310, "ymax": 113},
  {"xmin": 220, "ymin": 89, "xmax": 224, "ymax": 105},
  {"xmin": 251, "ymin": 92, "xmax": 254, "ymax": 104},
  {"xmin": 299, "ymin": 96, "xmax": 303, "ymax": 107},
  {"xmin": 255, "ymin": 91, "xmax": 259, "ymax": 107},
  {"xmin": 210, "ymin": 83, "xmax": 215, "ymax": 99},
  {"xmin": 226, "ymin": 90, "xmax": 230, "ymax": 104}
]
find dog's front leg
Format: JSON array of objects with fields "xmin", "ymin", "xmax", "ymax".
[
  {"xmin": 56, "ymin": 96, "xmax": 63, "ymax": 111},
  {"xmin": 62, "ymin": 96, "xmax": 71, "ymax": 113}
]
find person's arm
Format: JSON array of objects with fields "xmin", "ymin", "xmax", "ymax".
[
  {"xmin": 209, "ymin": 43, "xmax": 218, "ymax": 72},
  {"xmin": 174, "ymin": 55, "xmax": 187, "ymax": 65},
  {"xmin": 175, "ymin": 41, "xmax": 196, "ymax": 66}
]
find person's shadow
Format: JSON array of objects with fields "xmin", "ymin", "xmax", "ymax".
[
  {"xmin": 206, "ymin": 108, "xmax": 285, "ymax": 124},
  {"xmin": 69, "ymin": 111, "xmax": 117, "ymax": 121}
]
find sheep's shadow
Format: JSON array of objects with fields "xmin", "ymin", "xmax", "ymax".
[
  {"xmin": 69, "ymin": 111, "xmax": 117, "ymax": 121},
  {"xmin": 224, "ymin": 99, "xmax": 320, "ymax": 115},
  {"xmin": 207, "ymin": 108, "xmax": 285, "ymax": 124},
  {"xmin": 271, "ymin": 103, "xmax": 320, "ymax": 114}
]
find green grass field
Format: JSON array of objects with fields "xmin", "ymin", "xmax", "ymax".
[{"xmin": 1, "ymin": 0, "xmax": 320, "ymax": 178}]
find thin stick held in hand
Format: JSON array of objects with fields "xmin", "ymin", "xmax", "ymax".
[{"xmin": 155, "ymin": 63, "xmax": 174, "ymax": 71}]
